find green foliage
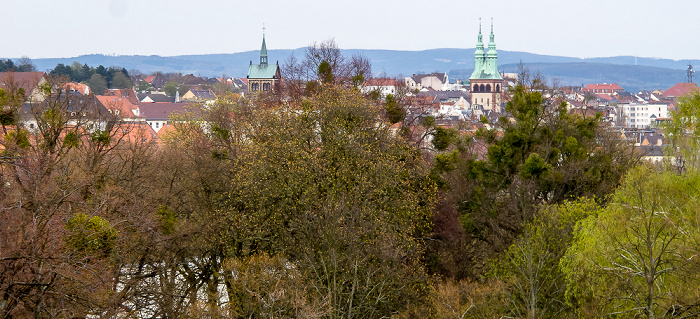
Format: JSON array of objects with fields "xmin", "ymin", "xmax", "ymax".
[
  {"xmin": 91, "ymin": 130, "xmax": 110, "ymax": 145},
  {"xmin": 317, "ymin": 60, "xmax": 334, "ymax": 83},
  {"xmin": 111, "ymin": 72, "xmax": 133, "ymax": 89},
  {"xmin": 520, "ymin": 153, "xmax": 550, "ymax": 179},
  {"xmin": 137, "ymin": 81, "xmax": 153, "ymax": 93},
  {"xmin": 663, "ymin": 92, "xmax": 700, "ymax": 172},
  {"xmin": 62, "ymin": 131, "xmax": 79, "ymax": 148},
  {"xmin": 163, "ymin": 81, "xmax": 179, "ymax": 97},
  {"xmin": 432, "ymin": 127, "xmax": 457, "ymax": 151},
  {"xmin": 351, "ymin": 73, "xmax": 365, "ymax": 87},
  {"xmin": 495, "ymin": 199, "xmax": 601, "ymax": 318},
  {"xmin": 5, "ymin": 129, "xmax": 30, "ymax": 149},
  {"xmin": 0, "ymin": 59, "xmax": 16, "ymax": 72},
  {"xmin": 0, "ymin": 87, "xmax": 24, "ymax": 126},
  {"xmin": 87, "ymin": 73, "xmax": 107, "ymax": 95},
  {"xmin": 428, "ymin": 84, "xmax": 637, "ymax": 278},
  {"xmin": 562, "ymin": 167, "xmax": 700, "ymax": 318},
  {"xmin": 156, "ymin": 205, "xmax": 177, "ymax": 235},
  {"xmin": 65, "ymin": 213, "xmax": 118, "ymax": 256},
  {"xmin": 384, "ymin": 93, "xmax": 405, "ymax": 124},
  {"xmin": 207, "ymin": 85, "xmax": 437, "ymax": 317}
]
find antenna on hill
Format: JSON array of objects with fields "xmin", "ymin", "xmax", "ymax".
[{"xmin": 687, "ymin": 62, "xmax": 694, "ymax": 83}]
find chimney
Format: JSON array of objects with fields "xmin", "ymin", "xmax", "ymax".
[{"xmin": 175, "ymin": 90, "xmax": 180, "ymax": 103}]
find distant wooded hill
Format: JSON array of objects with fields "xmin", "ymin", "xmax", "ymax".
[{"xmin": 26, "ymin": 49, "xmax": 698, "ymax": 92}]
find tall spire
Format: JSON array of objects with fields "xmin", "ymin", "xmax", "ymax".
[
  {"xmin": 471, "ymin": 18, "xmax": 485, "ymax": 79},
  {"xmin": 484, "ymin": 18, "xmax": 501, "ymax": 79},
  {"xmin": 260, "ymin": 24, "xmax": 268, "ymax": 65},
  {"xmin": 477, "ymin": 18, "xmax": 484, "ymax": 50},
  {"xmin": 488, "ymin": 17, "xmax": 496, "ymax": 52}
]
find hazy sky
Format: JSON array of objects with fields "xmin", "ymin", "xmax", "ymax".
[{"xmin": 2, "ymin": 0, "xmax": 698, "ymax": 60}]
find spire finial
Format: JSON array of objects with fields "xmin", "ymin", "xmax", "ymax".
[
  {"xmin": 479, "ymin": 18, "xmax": 482, "ymax": 34},
  {"xmin": 263, "ymin": 23, "xmax": 266, "ymax": 37},
  {"xmin": 490, "ymin": 17, "xmax": 493, "ymax": 34}
]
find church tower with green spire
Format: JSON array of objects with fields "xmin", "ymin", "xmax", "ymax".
[
  {"xmin": 469, "ymin": 19, "xmax": 504, "ymax": 112},
  {"xmin": 247, "ymin": 28, "xmax": 281, "ymax": 93}
]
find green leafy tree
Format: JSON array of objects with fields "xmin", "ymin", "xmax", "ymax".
[
  {"xmin": 111, "ymin": 72, "xmax": 133, "ymax": 89},
  {"xmin": 562, "ymin": 167, "xmax": 700, "ymax": 318},
  {"xmin": 664, "ymin": 92, "xmax": 700, "ymax": 172},
  {"xmin": 16, "ymin": 56, "xmax": 36, "ymax": 72},
  {"xmin": 495, "ymin": 199, "xmax": 600, "ymax": 318},
  {"xmin": 429, "ymin": 84, "xmax": 638, "ymax": 277},
  {"xmin": 153, "ymin": 84, "xmax": 438, "ymax": 317},
  {"xmin": 137, "ymin": 81, "xmax": 153, "ymax": 93},
  {"xmin": 163, "ymin": 81, "xmax": 179, "ymax": 97},
  {"xmin": 0, "ymin": 59, "xmax": 16, "ymax": 72},
  {"xmin": 87, "ymin": 73, "xmax": 107, "ymax": 95},
  {"xmin": 318, "ymin": 59, "xmax": 334, "ymax": 84},
  {"xmin": 384, "ymin": 93, "xmax": 405, "ymax": 124}
]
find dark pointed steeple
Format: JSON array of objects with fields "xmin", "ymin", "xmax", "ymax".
[{"xmin": 260, "ymin": 26, "xmax": 268, "ymax": 65}]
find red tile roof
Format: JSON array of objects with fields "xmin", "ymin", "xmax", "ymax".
[
  {"xmin": 583, "ymin": 83, "xmax": 623, "ymax": 92},
  {"xmin": 0, "ymin": 72, "xmax": 46, "ymax": 96},
  {"xmin": 663, "ymin": 82, "xmax": 700, "ymax": 98},
  {"xmin": 363, "ymin": 78, "xmax": 400, "ymax": 86}
]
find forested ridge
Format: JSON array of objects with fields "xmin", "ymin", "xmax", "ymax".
[{"xmin": 2, "ymin": 49, "xmax": 700, "ymax": 318}]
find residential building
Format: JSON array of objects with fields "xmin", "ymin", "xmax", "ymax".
[
  {"xmin": 619, "ymin": 103, "xmax": 668, "ymax": 128},
  {"xmin": 0, "ymin": 71, "xmax": 48, "ymax": 102},
  {"xmin": 583, "ymin": 83, "xmax": 623, "ymax": 94},
  {"xmin": 663, "ymin": 82, "xmax": 700, "ymax": 100},
  {"xmin": 139, "ymin": 102, "xmax": 195, "ymax": 133},
  {"xmin": 181, "ymin": 89, "xmax": 216, "ymax": 101},
  {"xmin": 360, "ymin": 78, "xmax": 401, "ymax": 98},
  {"xmin": 406, "ymin": 73, "xmax": 449, "ymax": 91}
]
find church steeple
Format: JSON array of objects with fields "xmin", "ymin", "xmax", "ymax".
[
  {"xmin": 487, "ymin": 19, "xmax": 496, "ymax": 53},
  {"xmin": 484, "ymin": 18, "xmax": 500, "ymax": 78},
  {"xmin": 260, "ymin": 26, "xmax": 268, "ymax": 66},
  {"xmin": 470, "ymin": 19, "xmax": 485, "ymax": 79}
]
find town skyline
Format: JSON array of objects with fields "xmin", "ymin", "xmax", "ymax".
[{"xmin": 2, "ymin": 0, "xmax": 699, "ymax": 61}]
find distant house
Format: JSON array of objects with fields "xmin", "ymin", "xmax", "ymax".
[
  {"xmin": 583, "ymin": 83, "xmax": 623, "ymax": 95},
  {"xmin": 64, "ymin": 82, "xmax": 91, "ymax": 95},
  {"xmin": 144, "ymin": 73, "xmax": 167, "ymax": 90},
  {"xmin": 406, "ymin": 73, "xmax": 449, "ymax": 91},
  {"xmin": 417, "ymin": 90, "xmax": 471, "ymax": 120},
  {"xmin": 247, "ymin": 34, "xmax": 281, "ymax": 93},
  {"xmin": 232, "ymin": 78, "xmax": 248, "ymax": 93},
  {"xmin": 139, "ymin": 102, "xmax": 195, "ymax": 132},
  {"xmin": 137, "ymin": 92, "xmax": 175, "ymax": 103},
  {"xmin": 360, "ymin": 78, "xmax": 401, "ymax": 98},
  {"xmin": 0, "ymin": 71, "xmax": 49, "ymax": 102},
  {"xmin": 662, "ymin": 82, "xmax": 700, "ymax": 100},
  {"xmin": 181, "ymin": 89, "xmax": 216, "ymax": 101},
  {"xmin": 96, "ymin": 95, "xmax": 144, "ymax": 122}
]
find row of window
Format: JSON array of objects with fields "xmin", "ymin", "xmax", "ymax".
[
  {"xmin": 472, "ymin": 83, "xmax": 501, "ymax": 93},
  {"xmin": 250, "ymin": 82, "xmax": 271, "ymax": 92}
]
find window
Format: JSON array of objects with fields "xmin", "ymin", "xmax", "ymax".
[
  {"xmin": 486, "ymin": 84, "xmax": 491, "ymax": 92},
  {"xmin": 263, "ymin": 83, "xmax": 270, "ymax": 91},
  {"xmin": 480, "ymin": 84, "xmax": 485, "ymax": 92},
  {"xmin": 251, "ymin": 83, "xmax": 259, "ymax": 91},
  {"xmin": 496, "ymin": 84, "xmax": 500, "ymax": 92},
  {"xmin": 473, "ymin": 84, "xmax": 479, "ymax": 92}
]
